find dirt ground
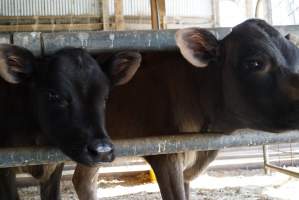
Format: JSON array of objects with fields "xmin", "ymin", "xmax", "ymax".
[{"xmin": 18, "ymin": 168, "xmax": 299, "ymax": 200}]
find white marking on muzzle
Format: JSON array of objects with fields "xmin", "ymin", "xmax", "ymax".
[{"xmin": 96, "ymin": 144, "xmax": 112, "ymax": 153}]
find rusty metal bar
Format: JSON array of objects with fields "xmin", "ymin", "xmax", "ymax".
[{"xmin": 1, "ymin": 130, "xmax": 299, "ymax": 168}]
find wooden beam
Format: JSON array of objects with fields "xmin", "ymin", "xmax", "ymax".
[
  {"xmin": 101, "ymin": 0, "xmax": 110, "ymax": 30},
  {"xmin": 0, "ymin": 23, "xmax": 102, "ymax": 32},
  {"xmin": 114, "ymin": 0, "xmax": 125, "ymax": 30},
  {"xmin": 150, "ymin": 0, "xmax": 159, "ymax": 30}
]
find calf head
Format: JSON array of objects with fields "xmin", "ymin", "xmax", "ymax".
[
  {"xmin": 176, "ymin": 19, "xmax": 299, "ymax": 132},
  {"xmin": 0, "ymin": 45, "xmax": 141, "ymax": 166}
]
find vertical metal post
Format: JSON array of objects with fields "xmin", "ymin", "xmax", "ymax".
[
  {"xmin": 290, "ymin": 143, "xmax": 294, "ymax": 167},
  {"xmin": 263, "ymin": 145, "xmax": 270, "ymax": 175}
]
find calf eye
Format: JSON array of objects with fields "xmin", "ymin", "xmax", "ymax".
[
  {"xmin": 48, "ymin": 91, "xmax": 69, "ymax": 107},
  {"xmin": 244, "ymin": 60, "xmax": 265, "ymax": 71}
]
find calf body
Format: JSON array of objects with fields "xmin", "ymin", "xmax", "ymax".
[
  {"xmin": 74, "ymin": 51, "xmax": 218, "ymax": 199},
  {"xmin": 74, "ymin": 19, "xmax": 299, "ymax": 200},
  {"xmin": 0, "ymin": 45, "xmax": 141, "ymax": 199}
]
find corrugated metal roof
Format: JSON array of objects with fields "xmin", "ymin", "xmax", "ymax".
[
  {"xmin": 0, "ymin": 0, "xmax": 100, "ymax": 16},
  {"xmin": 0, "ymin": 0, "xmax": 212, "ymax": 17}
]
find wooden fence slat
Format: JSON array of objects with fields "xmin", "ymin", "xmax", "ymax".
[
  {"xmin": 150, "ymin": 0, "xmax": 159, "ymax": 30},
  {"xmin": 114, "ymin": 0, "xmax": 125, "ymax": 30}
]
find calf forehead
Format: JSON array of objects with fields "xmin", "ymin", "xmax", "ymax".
[
  {"xmin": 223, "ymin": 20, "xmax": 299, "ymax": 69},
  {"xmin": 50, "ymin": 49, "xmax": 99, "ymax": 76},
  {"xmin": 227, "ymin": 20, "xmax": 281, "ymax": 51},
  {"xmin": 233, "ymin": 19, "xmax": 281, "ymax": 38},
  {"xmin": 46, "ymin": 49, "xmax": 109, "ymax": 94}
]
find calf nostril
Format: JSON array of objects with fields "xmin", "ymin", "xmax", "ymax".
[
  {"xmin": 95, "ymin": 144, "xmax": 112, "ymax": 153},
  {"xmin": 87, "ymin": 142, "xmax": 113, "ymax": 155}
]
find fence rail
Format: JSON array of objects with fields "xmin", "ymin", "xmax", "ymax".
[
  {"xmin": 1, "ymin": 130, "xmax": 299, "ymax": 168},
  {"xmin": 0, "ymin": 24, "xmax": 298, "ymax": 56}
]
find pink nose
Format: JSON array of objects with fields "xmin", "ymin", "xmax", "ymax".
[
  {"xmin": 87, "ymin": 140, "xmax": 114, "ymax": 162},
  {"xmin": 89, "ymin": 143, "xmax": 112, "ymax": 154}
]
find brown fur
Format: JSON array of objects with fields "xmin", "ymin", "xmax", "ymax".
[{"xmin": 74, "ymin": 51, "xmax": 217, "ymax": 200}]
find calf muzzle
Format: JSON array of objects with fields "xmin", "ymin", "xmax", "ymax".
[{"xmin": 87, "ymin": 139, "xmax": 115, "ymax": 163}]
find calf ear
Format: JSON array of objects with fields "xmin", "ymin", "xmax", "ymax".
[
  {"xmin": 0, "ymin": 44, "xmax": 34, "ymax": 84},
  {"xmin": 176, "ymin": 28, "xmax": 219, "ymax": 67},
  {"xmin": 104, "ymin": 51, "xmax": 141, "ymax": 86},
  {"xmin": 285, "ymin": 33, "xmax": 299, "ymax": 47}
]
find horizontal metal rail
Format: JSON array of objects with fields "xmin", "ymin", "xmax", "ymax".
[
  {"xmin": 263, "ymin": 144, "xmax": 299, "ymax": 178},
  {"xmin": 0, "ymin": 25, "xmax": 298, "ymax": 56},
  {"xmin": 1, "ymin": 130, "xmax": 299, "ymax": 168},
  {"xmin": 265, "ymin": 163, "xmax": 299, "ymax": 178}
]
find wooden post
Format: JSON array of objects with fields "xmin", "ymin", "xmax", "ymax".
[
  {"xmin": 114, "ymin": 0, "xmax": 125, "ymax": 30},
  {"xmin": 102, "ymin": 0, "xmax": 110, "ymax": 30},
  {"xmin": 157, "ymin": 0, "xmax": 166, "ymax": 29},
  {"xmin": 212, "ymin": 0, "xmax": 220, "ymax": 27},
  {"xmin": 150, "ymin": 0, "xmax": 166, "ymax": 30},
  {"xmin": 150, "ymin": 0, "xmax": 159, "ymax": 30}
]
